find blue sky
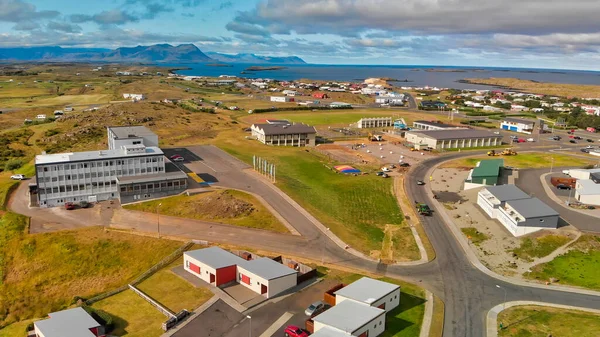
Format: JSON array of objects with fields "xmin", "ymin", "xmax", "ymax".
[{"xmin": 0, "ymin": 0, "xmax": 598, "ymax": 70}]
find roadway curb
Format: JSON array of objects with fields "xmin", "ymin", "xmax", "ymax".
[
  {"xmin": 419, "ymin": 290, "xmax": 434, "ymax": 337},
  {"xmin": 486, "ymin": 301, "xmax": 600, "ymax": 337},
  {"xmin": 425, "ymin": 164, "xmax": 600, "ymax": 298}
]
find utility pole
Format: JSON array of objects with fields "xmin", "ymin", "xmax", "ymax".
[{"xmin": 156, "ymin": 203, "xmax": 162, "ymax": 238}]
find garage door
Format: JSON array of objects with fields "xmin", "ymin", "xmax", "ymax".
[
  {"xmin": 510, "ymin": 126, "xmax": 518, "ymax": 131},
  {"xmin": 241, "ymin": 274, "xmax": 250, "ymax": 285},
  {"xmin": 189, "ymin": 262, "xmax": 201, "ymax": 274},
  {"xmin": 502, "ymin": 125, "xmax": 509, "ymax": 130},
  {"xmin": 358, "ymin": 331, "xmax": 368, "ymax": 337}
]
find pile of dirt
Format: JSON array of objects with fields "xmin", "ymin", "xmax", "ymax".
[{"xmin": 192, "ymin": 191, "xmax": 255, "ymax": 219}]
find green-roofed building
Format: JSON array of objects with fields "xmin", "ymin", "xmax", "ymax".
[{"xmin": 464, "ymin": 159, "xmax": 504, "ymax": 189}]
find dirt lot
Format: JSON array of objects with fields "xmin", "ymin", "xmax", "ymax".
[{"xmin": 431, "ymin": 167, "xmax": 579, "ymax": 276}]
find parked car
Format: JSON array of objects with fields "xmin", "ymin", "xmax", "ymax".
[
  {"xmin": 526, "ymin": 138, "xmax": 535, "ymax": 142},
  {"xmin": 574, "ymin": 136, "xmax": 583, "ymax": 140},
  {"xmin": 569, "ymin": 135, "xmax": 574, "ymax": 138},
  {"xmin": 173, "ymin": 157, "xmax": 185, "ymax": 162},
  {"xmin": 416, "ymin": 180, "xmax": 425, "ymax": 185},
  {"xmin": 375, "ymin": 171, "xmax": 385, "ymax": 176},
  {"xmin": 587, "ymin": 139, "xmax": 594, "ymax": 143},
  {"xmin": 570, "ymin": 140, "xmax": 577, "ymax": 143},
  {"xmin": 79, "ymin": 201, "xmax": 91, "ymax": 208},
  {"xmin": 305, "ymin": 301, "xmax": 325, "ymax": 316},
  {"xmin": 399, "ymin": 162, "xmax": 411, "ymax": 167},
  {"xmin": 10, "ymin": 174, "xmax": 25, "ymax": 180},
  {"xmin": 493, "ymin": 131, "xmax": 500, "ymax": 134},
  {"xmin": 169, "ymin": 154, "xmax": 182, "ymax": 159},
  {"xmin": 567, "ymin": 131, "xmax": 573, "ymax": 134},
  {"xmin": 382, "ymin": 167, "xmax": 391, "ymax": 172},
  {"xmin": 284, "ymin": 325, "xmax": 309, "ymax": 337},
  {"xmin": 586, "ymin": 145, "xmax": 594, "ymax": 149},
  {"xmin": 552, "ymin": 136, "xmax": 562, "ymax": 140},
  {"xmin": 510, "ymin": 135, "xmax": 518, "ymax": 140},
  {"xmin": 556, "ymin": 184, "xmax": 571, "ymax": 190},
  {"xmin": 517, "ymin": 138, "xmax": 526, "ymax": 143},
  {"xmin": 581, "ymin": 149, "xmax": 590, "ymax": 153},
  {"xmin": 64, "ymin": 202, "xmax": 76, "ymax": 210}
]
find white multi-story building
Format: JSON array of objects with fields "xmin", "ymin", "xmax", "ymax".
[
  {"xmin": 357, "ymin": 117, "xmax": 392, "ymax": 128},
  {"xmin": 34, "ymin": 126, "xmax": 187, "ymax": 208},
  {"xmin": 107, "ymin": 126, "xmax": 159, "ymax": 150}
]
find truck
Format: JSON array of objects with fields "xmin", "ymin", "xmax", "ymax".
[{"xmin": 416, "ymin": 203, "xmax": 432, "ymax": 216}]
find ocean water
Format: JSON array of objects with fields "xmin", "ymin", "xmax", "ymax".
[{"xmin": 170, "ymin": 64, "xmax": 600, "ymax": 90}]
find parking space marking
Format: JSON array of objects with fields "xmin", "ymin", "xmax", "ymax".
[
  {"xmin": 259, "ymin": 311, "xmax": 294, "ymax": 337},
  {"xmin": 187, "ymin": 172, "xmax": 204, "ymax": 183}
]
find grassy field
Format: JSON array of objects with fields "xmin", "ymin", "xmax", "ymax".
[
  {"xmin": 498, "ymin": 305, "xmax": 600, "ymax": 337},
  {"xmin": 464, "ymin": 77, "xmax": 600, "ymax": 98},
  {"xmin": 0, "ymin": 226, "xmax": 182, "ymax": 327},
  {"xmin": 0, "ymin": 319, "xmax": 35, "ymax": 337},
  {"xmin": 461, "ymin": 227, "xmax": 489, "ymax": 246},
  {"xmin": 322, "ymin": 268, "xmax": 425, "ymax": 337},
  {"xmin": 136, "ymin": 266, "xmax": 213, "ymax": 312},
  {"xmin": 123, "ymin": 189, "xmax": 288, "ymax": 233},
  {"xmin": 441, "ymin": 152, "xmax": 595, "ymax": 169},
  {"xmin": 92, "ymin": 290, "xmax": 165, "ymax": 337},
  {"xmin": 512, "ymin": 234, "xmax": 571, "ymax": 262},
  {"xmin": 524, "ymin": 235, "xmax": 600, "ymax": 289}
]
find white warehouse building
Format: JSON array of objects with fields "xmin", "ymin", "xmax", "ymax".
[{"xmin": 357, "ymin": 117, "xmax": 393, "ymax": 129}]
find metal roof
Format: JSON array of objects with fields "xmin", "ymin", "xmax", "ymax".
[
  {"xmin": 239, "ymin": 257, "xmax": 297, "ymax": 280},
  {"xmin": 408, "ymin": 129, "xmax": 502, "ymax": 141},
  {"xmin": 413, "ymin": 120, "xmax": 459, "ymax": 129},
  {"xmin": 108, "ymin": 125, "xmax": 157, "ymax": 139},
  {"xmin": 483, "ymin": 185, "xmax": 531, "ymax": 202},
  {"xmin": 312, "ymin": 300, "xmax": 385, "ymax": 334},
  {"xmin": 184, "ymin": 247, "xmax": 244, "ymax": 269},
  {"xmin": 576, "ymin": 179, "xmax": 600, "ymax": 195},
  {"xmin": 506, "ymin": 198, "xmax": 559, "ymax": 218},
  {"xmin": 116, "ymin": 171, "xmax": 188, "ymax": 184},
  {"xmin": 472, "ymin": 159, "xmax": 504, "ymax": 177},
  {"xmin": 334, "ymin": 277, "xmax": 399, "ymax": 304},
  {"xmin": 265, "ymin": 119, "xmax": 291, "ymax": 124},
  {"xmin": 253, "ymin": 123, "xmax": 316, "ymax": 136},
  {"xmin": 310, "ymin": 327, "xmax": 351, "ymax": 337},
  {"xmin": 34, "ymin": 307, "xmax": 100, "ymax": 337},
  {"xmin": 35, "ymin": 146, "xmax": 163, "ymax": 165},
  {"xmin": 503, "ymin": 117, "xmax": 535, "ymax": 125}
]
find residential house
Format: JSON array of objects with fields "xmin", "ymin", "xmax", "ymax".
[{"xmin": 34, "ymin": 307, "xmax": 105, "ymax": 337}]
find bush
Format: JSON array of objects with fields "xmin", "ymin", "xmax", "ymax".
[
  {"xmin": 82, "ymin": 305, "xmax": 114, "ymax": 332},
  {"xmin": 25, "ymin": 322, "xmax": 34, "ymax": 332},
  {"xmin": 5, "ymin": 159, "xmax": 24, "ymax": 171}
]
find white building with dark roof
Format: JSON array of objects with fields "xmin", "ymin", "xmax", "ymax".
[
  {"xmin": 477, "ymin": 185, "xmax": 531, "ymax": 219},
  {"xmin": 405, "ymin": 129, "xmax": 503, "ymax": 150},
  {"xmin": 497, "ymin": 197, "xmax": 559, "ymax": 236},
  {"xmin": 251, "ymin": 123, "xmax": 317, "ymax": 147},
  {"xmin": 34, "ymin": 307, "xmax": 104, "ymax": 337}
]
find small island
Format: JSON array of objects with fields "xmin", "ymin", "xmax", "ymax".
[
  {"xmin": 244, "ymin": 66, "xmax": 287, "ymax": 71},
  {"xmin": 207, "ymin": 63, "xmax": 233, "ymax": 67}
]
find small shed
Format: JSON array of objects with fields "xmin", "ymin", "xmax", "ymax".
[
  {"xmin": 184, "ymin": 247, "xmax": 243, "ymax": 286},
  {"xmin": 237, "ymin": 257, "xmax": 298, "ymax": 298}
]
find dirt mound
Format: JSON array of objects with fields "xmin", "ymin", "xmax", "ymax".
[{"xmin": 192, "ymin": 191, "xmax": 255, "ymax": 219}]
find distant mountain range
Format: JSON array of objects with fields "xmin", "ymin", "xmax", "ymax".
[{"xmin": 0, "ymin": 44, "xmax": 306, "ymax": 64}]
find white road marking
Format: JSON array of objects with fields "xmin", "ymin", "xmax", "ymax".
[{"xmin": 259, "ymin": 311, "xmax": 294, "ymax": 337}]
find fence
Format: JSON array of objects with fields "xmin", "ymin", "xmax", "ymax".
[
  {"xmin": 129, "ymin": 284, "xmax": 175, "ymax": 318},
  {"xmin": 84, "ymin": 241, "xmax": 194, "ymax": 305}
]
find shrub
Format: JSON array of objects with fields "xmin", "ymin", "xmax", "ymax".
[
  {"xmin": 5, "ymin": 159, "xmax": 24, "ymax": 171},
  {"xmin": 82, "ymin": 305, "xmax": 114, "ymax": 332}
]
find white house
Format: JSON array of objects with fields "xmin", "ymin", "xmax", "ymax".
[
  {"xmin": 313, "ymin": 300, "xmax": 386, "ymax": 337},
  {"xmin": 500, "ymin": 117, "xmax": 535, "ymax": 134},
  {"xmin": 496, "ymin": 197, "xmax": 559, "ymax": 236},
  {"xmin": 270, "ymin": 96, "xmax": 293, "ymax": 103},
  {"xmin": 34, "ymin": 307, "xmax": 105, "ymax": 337},
  {"xmin": 575, "ymin": 179, "xmax": 600, "ymax": 206},
  {"xmin": 282, "ymin": 90, "xmax": 299, "ymax": 96},
  {"xmin": 123, "ymin": 93, "xmax": 146, "ymax": 101},
  {"xmin": 477, "ymin": 185, "xmax": 531, "ymax": 219},
  {"xmin": 183, "ymin": 247, "xmax": 298, "ymax": 298},
  {"xmin": 334, "ymin": 277, "xmax": 400, "ymax": 312},
  {"xmin": 567, "ymin": 168, "xmax": 600, "ymax": 180},
  {"xmin": 237, "ymin": 257, "xmax": 297, "ymax": 298}
]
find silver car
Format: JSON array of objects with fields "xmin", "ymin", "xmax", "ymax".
[{"xmin": 304, "ymin": 301, "xmax": 325, "ymax": 316}]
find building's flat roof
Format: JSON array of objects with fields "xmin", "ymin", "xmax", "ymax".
[
  {"xmin": 503, "ymin": 117, "xmax": 535, "ymax": 125},
  {"xmin": 408, "ymin": 128, "xmax": 501, "ymax": 141},
  {"xmin": 108, "ymin": 125, "xmax": 157, "ymax": 139},
  {"xmin": 184, "ymin": 247, "xmax": 244, "ymax": 269},
  {"xmin": 35, "ymin": 146, "xmax": 164, "ymax": 165},
  {"xmin": 569, "ymin": 168, "xmax": 600, "ymax": 175},
  {"xmin": 117, "ymin": 171, "xmax": 188, "ymax": 184},
  {"xmin": 359, "ymin": 117, "xmax": 392, "ymax": 121},
  {"xmin": 265, "ymin": 119, "xmax": 291, "ymax": 124},
  {"xmin": 413, "ymin": 120, "xmax": 459, "ymax": 129},
  {"xmin": 483, "ymin": 185, "xmax": 531, "ymax": 202},
  {"xmin": 253, "ymin": 123, "xmax": 316, "ymax": 135},
  {"xmin": 240, "ymin": 257, "xmax": 297, "ymax": 280},
  {"xmin": 506, "ymin": 198, "xmax": 559, "ymax": 218},
  {"xmin": 35, "ymin": 307, "xmax": 99, "ymax": 337},
  {"xmin": 313, "ymin": 300, "xmax": 384, "ymax": 334},
  {"xmin": 472, "ymin": 159, "xmax": 504, "ymax": 177},
  {"xmin": 576, "ymin": 179, "xmax": 600, "ymax": 195},
  {"xmin": 310, "ymin": 327, "xmax": 351, "ymax": 337},
  {"xmin": 334, "ymin": 277, "xmax": 399, "ymax": 304}
]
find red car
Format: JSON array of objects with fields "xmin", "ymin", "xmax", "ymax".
[
  {"xmin": 169, "ymin": 154, "xmax": 182, "ymax": 159},
  {"xmin": 517, "ymin": 138, "xmax": 526, "ymax": 143},
  {"xmin": 64, "ymin": 202, "xmax": 76, "ymax": 210},
  {"xmin": 284, "ymin": 325, "xmax": 309, "ymax": 337}
]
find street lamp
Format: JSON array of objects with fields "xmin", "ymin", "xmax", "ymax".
[
  {"xmin": 496, "ymin": 285, "xmax": 507, "ymax": 311},
  {"xmin": 156, "ymin": 203, "xmax": 162, "ymax": 238},
  {"xmin": 247, "ymin": 315, "xmax": 252, "ymax": 337}
]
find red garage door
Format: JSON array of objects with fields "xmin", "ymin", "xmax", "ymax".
[
  {"xmin": 241, "ymin": 274, "xmax": 250, "ymax": 285},
  {"xmin": 358, "ymin": 331, "xmax": 368, "ymax": 337},
  {"xmin": 189, "ymin": 262, "xmax": 200, "ymax": 274}
]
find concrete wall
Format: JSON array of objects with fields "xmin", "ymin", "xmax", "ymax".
[
  {"xmin": 351, "ymin": 312, "xmax": 386, "ymax": 337},
  {"xmin": 266, "ymin": 273, "xmax": 297, "ymax": 298}
]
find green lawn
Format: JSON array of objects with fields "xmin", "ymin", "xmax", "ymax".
[
  {"xmin": 0, "ymin": 226, "xmax": 182, "ymax": 327},
  {"xmin": 442, "ymin": 152, "xmax": 594, "ymax": 169},
  {"xmin": 461, "ymin": 227, "xmax": 489, "ymax": 246},
  {"xmin": 92, "ymin": 290, "xmax": 165, "ymax": 337},
  {"xmin": 524, "ymin": 235, "xmax": 600, "ymax": 289},
  {"xmin": 322, "ymin": 269, "xmax": 425, "ymax": 337},
  {"xmin": 137, "ymin": 267, "xmax": 213, "ymax": 312},
  {"xmin": 0, "ymin": 319, "xmax": 35, "ymax": 337},
  {"xmin": 498, "ymin": 305, "xmax": 600, "ymax": 337},
  {"xmin": 124, "ymin": 189, "xmax": 288, "ymax": 233},
  {"xmin": 512, "ymin": 235, "xmax": 571, "ymax": 262}
]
